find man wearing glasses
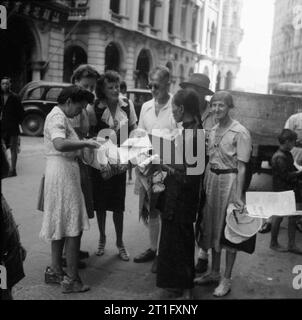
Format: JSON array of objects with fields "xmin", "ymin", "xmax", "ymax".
[{"xmin": 133, "ymin": 66, "xmax": 177, "ymax": 273}]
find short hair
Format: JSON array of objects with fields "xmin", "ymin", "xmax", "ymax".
[
  {"xmin": 173, "ymin": 89, "xmax": 200, "ymax": 119},
  {"xmin": 71, "ymin": 64, "xmax": 100, "ymax": 84},
  {"xmin": 95, "ymin": 70, "xmax": 121, "ymax": 100},
  {"xmin": 1, "ymin": 76, "xmax": 11, "ymax": 83},
  {"xmin": 120, "ymin": 81, "xmax": 127, "ymax": 92},
  {"xmin": 210, "ymin": 91, "xmax": 235, "ymax": 109},
  {"xmin": 278, "ymin": 129, "xmax": 297, "ymax": 144},
  {"xmin": 149, "ymin": 66, "xmax": 170, "ymax": 82},
  {"xmin": 57, "ymin": 85, "xmax": 95, "ymax": 105}
]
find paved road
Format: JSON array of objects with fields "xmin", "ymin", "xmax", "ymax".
[{"xmin": 2, "ymin": 136, "xmax": 302, "ymax": 300}]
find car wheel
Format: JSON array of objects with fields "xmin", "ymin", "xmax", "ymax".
[{"xmin": 22, "ymin": 113, "xmax": 45, "ymax": 136}]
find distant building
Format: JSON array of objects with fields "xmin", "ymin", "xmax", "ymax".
[
  {"xmin": 215, "ymin": 0, "xmax": 244, "ymax": 91},
  {"xmin": 268, "ymin": 0, "xmax": 302, "ymax": 93},
  {"xmin": 1, "ymin": 0, "xmax": 244, "ymax": 93}
]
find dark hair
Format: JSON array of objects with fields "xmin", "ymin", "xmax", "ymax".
[
  {"xmin": 120, "ymin": 81, "xmax": 127, "ymax": 92},
  {"xmin": 71, "ymin": 64, "xmax": 100, "ymax": 84},
  {"xmin": 57, "ymin": 85, "xmax": 95, "ymax": 105},
  {"xmin": 95, "ymin": 70, "xmax": 121, "ymax": 100},
  {"xmin": 173, "ymin": 89, "xmax": 200, "ymax": 120},
  {"xmin": 278, "ymin": 129, "xmax": 298, "ymax": 144},
  {"xmin": 210, "ymin": 91, "xmax": 235, "ymax": 109}
]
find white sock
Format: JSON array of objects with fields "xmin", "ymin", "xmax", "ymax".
[
  {"xmin": 149, "ymin": 216, "xmax": 160, "ymax": 252},
  {"xmin": 198, "ymin": 248, "xmax": 209, "ymax": 260}
]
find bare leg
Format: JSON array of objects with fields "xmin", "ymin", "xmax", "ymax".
[
  {"xmin": 51, "ymin": 239, "xmax": 65, "ymax": 274},
  {"xmin": 270, "ymin": 216, "xmax": 287, "ymax": 252},
  {"xmin": 288, "ymin": 216, "xmax": 302, "ymax": 254},
  {"xmin": 96, "ymin": 209, "xmax": 106, "ymax": 244},
  {"xmin": 113, "ymin": 211, "xmax": 124, "ymax": 247},
  {"xmin": 212, "ymin": 249, "xmax": 221, "ymax": 274},
  {"xmin": 224, "ymin": 250, "xmax": 237, "ymax": 279},
  {"xmin": 65, "ymin": 236, "xmax": 81, "ymax": 280}
]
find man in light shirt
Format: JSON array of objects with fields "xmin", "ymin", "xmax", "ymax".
[{"xmin": 133, "ymin": 66, "xmax": 177, "ymax": 273}]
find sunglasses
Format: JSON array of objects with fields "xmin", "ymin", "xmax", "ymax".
[{"xmin": 147, "ymin": 83, "xmax": 160, "ymax": 90}]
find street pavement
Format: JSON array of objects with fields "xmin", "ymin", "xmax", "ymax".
[{"xmin": 2, "ymin": 136, "xmax": 302, "ymax": 300}]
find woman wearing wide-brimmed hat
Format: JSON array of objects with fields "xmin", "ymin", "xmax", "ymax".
[{"xmin": 194, "ymin": 91, "xmax": 254, "ymax": 297}]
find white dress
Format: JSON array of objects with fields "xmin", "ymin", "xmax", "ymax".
[{"xmin": 40, "ymin": 107, "xmax": 89, "ymax": 241}]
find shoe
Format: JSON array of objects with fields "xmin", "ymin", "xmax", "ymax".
[
  {"xmin": 151, "ymin": 256, "xmax": 158, "ymax": 273},
  {"xmin": 45, "ymin": 267, "xmax": 66, "ymax": 285},
  {"xmin": 96, "ymin": 240, "xmax": 106, "ymax": 256},
  {"xmin": 270, "ymin": 243, "xmax": 288, "ymax": 252},
  {"xmin": 133, "ymin": 248, "xmax": 156, "ymax": 263},
  {"xmin": 62, "ymin": 258, "xmax": 87, "ymax": 269},
  {"xmin": 195, "ymin": 258, "xmax": 208, "ymax": 274},
  {"xmin": 259, "ymin": 222, "xmax": 271, "ymax": 234},
  {"xmin": 79, "ymin": 250, "xmax": 89, "ymax": 260},
  {"xmin": 194, "ymin": 272, "xmax": 221, "ymax": 286},
  {"xmin": 7, "ymin": 169, "xmax": 17, "ymax": 177},
  {"xmin": 213, "ymin": 278, "xmax": 232, "ymax": 297},
  {"xmin": 118, "ymin": 245, "xmax": 130, "ymax": 261},
  {"xmin": 61, "ymin": 275, "xmax": 90, "ymax": 294}
]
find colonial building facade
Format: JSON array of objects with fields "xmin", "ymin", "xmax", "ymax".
[
  {"xmin": 1, "ymin": 0, "xmax": 243, "ymax": 92},
  {"xmin": 268, "ymin": 0, "xmax": 302, "ymax": 92}
]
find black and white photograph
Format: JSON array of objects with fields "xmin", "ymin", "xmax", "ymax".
[{"xmin": 1, "ymin": 0, "xmax": 302, "ymax": 304}]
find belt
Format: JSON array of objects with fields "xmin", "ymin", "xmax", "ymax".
[{"xmin": 210, "ymin": 168, "xmax": 238, "ymax": 175}]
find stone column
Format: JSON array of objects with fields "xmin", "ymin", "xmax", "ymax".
[
  {"xmin": 215, "ymin": 0, "xmax": 223, "ymax": 59},
  {"xmin": 195, "ymin": 4, "xmax": 202, "ymax": 50},
  {"xmin": 154, "ymin": 0, "xmax": 163, "ymax": 37},
  {"xmin": 87, "ymin": 24, "xmax": 107, "ymax": 73},
  {"xmin": 186, "ymin": 1, "xmax": 193, "ymax": 42},
  {"xmin": 173, "ymin": 0, "xmax": 181, "ymax": 38},
  {"xmin": 130, "ymin": 0, "xmax": 140, "ymax": 29},
  {"xmin": 144, "ymin": 0, "xmax": 151, "ymax": 25},
  {"xmin": 125, "ymin": 44, "xmax": 136, "ymax": 88},
  {"xmin": 162, "ymin": 0, "xmax": 170, "ymax": 40},
  {"xmin": 120, "ymin": 0, "xmax": 128, "ymax": 16},
  {"xmin": 89, "ymin": 0, "xmax": 109, "ymax": 20},
  {"xmin": 200, "ymin": 0, "xmax": 209, "ymax": 55}
]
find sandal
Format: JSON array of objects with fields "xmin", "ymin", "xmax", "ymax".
[
  {"xmin": 117, "ymin": 245, "xmax": 130, "ymax": 261},
  {"xmin": 61, "ymin": 275, "xmax": 90, "ymax": 294},
  {"xmin": 213, "ymin": 277, "xmax": 232, "ymax": 297},
  {"xmin": 45, "ymin": 267, "xmax": 66, "ymax": 285},
  {"xmin": 96, "ymin": 240, "xmax": 106, "ymax": 256},
  {"xmin": 259, "ymin": 222, "xmax": 271, "ymax": 234}
]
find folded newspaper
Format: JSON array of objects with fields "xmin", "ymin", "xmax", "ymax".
[{"xmin": 246, "ymin": 191, "xmax": 302, "ymax": 218}]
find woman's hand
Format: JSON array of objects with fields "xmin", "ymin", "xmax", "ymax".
[
  {"xmin": 234, "ymin": 197, "xmax": 245, "ymax": 212},
  {"xmin": 84, "ymin": 140, "xmax": 100, "ymax": 149}
]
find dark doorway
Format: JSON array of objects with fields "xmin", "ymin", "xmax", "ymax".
[
  {"xmin": 136, "ymin": 49, "xmax": 151, "ymax": 88},
  {"xmin": 105, "ymin": 42, "xmax": 120, "ymax": 72},
  {"xmin": 63, "ymin": 46, "xmax": 88, "ymax": 83},
  {"xmin": 216, "ymin": 71, "xmax": 221, "ymax": 91},
  {"xmin": 0, "ymin": 17, "xmax": 36, "ymax": 92},
  {"xmin": 225, "ymin": 71, "xmax": 233, "ymax": 90}
]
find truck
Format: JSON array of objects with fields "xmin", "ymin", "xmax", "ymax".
[{"xmin": 228, "ymin": 89, "xmax": 302, "ymax": 180}]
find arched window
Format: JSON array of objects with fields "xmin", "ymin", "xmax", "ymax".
[
  {"xmin": 180, "ymin": 0, "xmax": 187, "ymax": 39},
  {"xmin": 210, "ymin": 22, "xmax": 216, "ymax": 51},
  {"xmin": 166, "ymin": 61, "xmax": 173, "ymax": 76},
  {"xmin": 191, "ymin": 6, "xmax": 198, "ymax": 42},
  {"xmin": 105, "ymin": 42, "xmax": 120, "ymax": 72},
  {"xmin": 179, "ymin": 64, "xmax": 185, "ymax": 83},
  {"xmin": 225, "ymin": 71, "xmax": 233, "ymax": 90},
  {"xmin": 139, "ymin": 0, "xmax": 145, "ymax": 23},
  {"xmin": 63, "ymin": 46, "xmax": 88, "ymax": 83},
  {"xmin": 136, "ymin": 49, "xmax": 152, "ymax": 88},
  {"xmin": 168, "ymin": 0, "xmax": 175, "ymax": 35},
  {"xmin": 110, "ymin": 0, "xmax": 120, "ymax": 14},
  {"xmin": 216, "ymin": 71, "xmax": 221, "ymax": 91}
]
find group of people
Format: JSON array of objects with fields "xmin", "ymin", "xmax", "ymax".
[
  {"xmin": 1, "ymin": 63, "xmax": 302, "ymax": 300},
  {"xmin": 35, "ymin": 63, "xmax": 257, "ymax": 299}
]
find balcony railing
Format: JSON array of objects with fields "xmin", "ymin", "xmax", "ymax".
[{"xmin": 68, "ymin": 6, "xmax": 89, "ymax": 20}]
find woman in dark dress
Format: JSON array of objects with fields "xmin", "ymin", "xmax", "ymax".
[
  {"xmin": 156, "ymin": 89, "xmax": 203, "ymax": 300},
  {"xmin": 87, "ymin": 71, "xmax": 137, "ymax": 261}
]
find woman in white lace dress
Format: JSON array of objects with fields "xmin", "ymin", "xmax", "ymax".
[{"xmin": 40, "ymin": 86, "xmax": 98, "ymax": 293}]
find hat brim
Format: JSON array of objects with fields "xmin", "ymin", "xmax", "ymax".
[{"xmin": 179, "ymin": 82, "xmax": 214, "ymax": 96}]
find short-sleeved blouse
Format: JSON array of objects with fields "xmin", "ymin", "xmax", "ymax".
[
  {"xmin": 208, "ymin": 119, "xmax": 252, "ymax": 170},
  {"xmin": 44, "ymin": 106, "xmax": 80, "ymax": 159}
]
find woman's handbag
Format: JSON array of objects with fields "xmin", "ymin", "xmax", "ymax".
[{"xmin": 37, "ymin": 175, "xmax": 45, "ymax": 212}]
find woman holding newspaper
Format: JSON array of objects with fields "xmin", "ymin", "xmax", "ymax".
[
  {"xmin": 87, "ymin": 71, "xmax": 137, "ymax": 261},
  {"xmin": 194, "ymin": 91, "xmax": 254, "ymax": 297}
]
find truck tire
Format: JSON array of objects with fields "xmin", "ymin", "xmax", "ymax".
[{"xmin": 21, "ymin": 113, "xmax": 45, "ymax": 137}]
